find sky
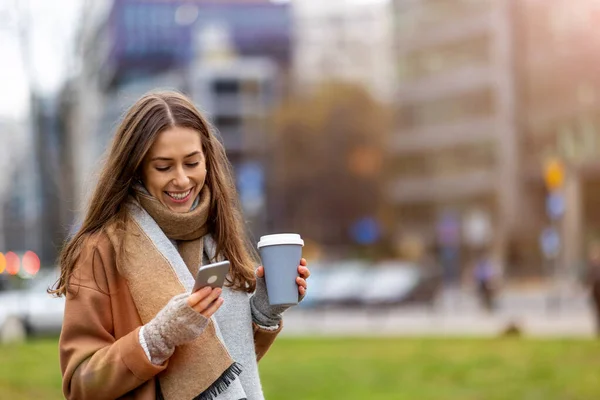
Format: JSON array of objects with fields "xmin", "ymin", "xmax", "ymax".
[{"xmin": 0, "ymin": 0, "xmax": 83, "ymax": 119}]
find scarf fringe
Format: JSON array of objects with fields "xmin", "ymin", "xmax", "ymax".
[{"xmin": 193, "ymin": 362, "xmax": 244, "ymax": 400}]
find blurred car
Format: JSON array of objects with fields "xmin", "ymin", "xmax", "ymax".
[
  {"xmin": 307, "ymin": 260, "xmax": 369, "ymax": 308},
  {"xmin": 360, "ymin": 261, "xmax": 441, "ymax": 308},
  {"xmin": 295, "ymin": 261, "xmax": 328, "ymax": 308},
  {"xmin": 0, "ymin": 269, "xmax": 65, "ymax": 343}
]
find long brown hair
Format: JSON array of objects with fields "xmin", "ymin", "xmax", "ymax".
[{"xmin": 50, "ymin": 91, "xmax": 257, "ymax": 296}]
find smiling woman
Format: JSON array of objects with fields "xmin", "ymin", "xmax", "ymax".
[
  {"xmin": 141, "ymin": 127, "xmax": 207, "ymax": 213},
  {"xmin": 49, "ymin": 90, "xmax": 310, "ymax": 400}
]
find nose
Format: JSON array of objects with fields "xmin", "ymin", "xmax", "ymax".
[{"xmin": 172, "ymin": 166, "xmax": 190, "ymax": 188}]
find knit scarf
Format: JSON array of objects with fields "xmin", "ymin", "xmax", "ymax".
[{"xmin": 105, "ymin": 185, "xmax": 244, "ymax": 400}]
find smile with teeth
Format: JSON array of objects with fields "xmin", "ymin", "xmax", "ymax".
[{"xmin": 165, "ymin": 189, "xmax": 192, "ymax": 201}]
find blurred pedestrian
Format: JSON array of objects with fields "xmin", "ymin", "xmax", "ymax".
[
  {"xmin": 585, "ymin": 242, "xmax": 600, "ymax": 336},
  {"xmin": 473, "ymin": 248, "xmax": 497, "ymax": 312},
  {"xmin": 50, "ymin": 91, "xmax": 310, "ymax": 399}
]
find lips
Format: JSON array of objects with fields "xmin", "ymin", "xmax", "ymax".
[{"xmin": 164, "ymin": 188, "xmax": 193, "ymax": 203}]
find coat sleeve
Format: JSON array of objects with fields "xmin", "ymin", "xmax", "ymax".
[
  {"xmin": 252, "ymin": 320, "xmax": 283, "ymax": 362},
  {"xmin": 59, "ymin": 235, "xmax": 167, "ymax": 400}
]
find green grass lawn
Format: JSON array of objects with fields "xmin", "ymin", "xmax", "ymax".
[{"xmin": 1, "ymin": 337, "xmax": 599, "ymax": 399}]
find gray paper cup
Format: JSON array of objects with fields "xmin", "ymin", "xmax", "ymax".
[{"xmin": 257, "ymin": 233, "xmax": 304, "ymax": 306}]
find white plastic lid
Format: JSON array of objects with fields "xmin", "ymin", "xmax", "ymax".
[{"xmin": 257, "ymin": 233, "xmax": 304, "ymax": 248}]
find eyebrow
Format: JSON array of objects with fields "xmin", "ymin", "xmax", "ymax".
[{"xmin": 150, "ymin": 151, "xmax": 201, "ymax": 162}]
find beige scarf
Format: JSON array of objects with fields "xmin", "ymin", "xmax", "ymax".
[
  {"xmin": 106, "ymin": 186, "xmax": 242, "ymax": 400},
  {"xmin": 134, "ymin": 185, "xmax": 213, "ymax": 272}
]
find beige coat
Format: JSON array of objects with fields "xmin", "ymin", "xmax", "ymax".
[{"xmin": 59, "ymin": 232, "xmax": 281, "ymax": 400}]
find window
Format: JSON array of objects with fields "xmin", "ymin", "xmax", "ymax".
[
  {"xmin": 398, "ymin": 89, "xmax": 494, "ymax": 129},
  {"xmin": 395, "ymin": 0, "xmax": 493, "ymax": 35},
  {"xmin": 390, "ymin": 141, "xmax": 496, "ymax": 180},
  {"xmin": 398, "ymin": 34, "xmax": 490, "ymax": 82},
  {"xmin": 213, "ymin": 79, "xmax": 240, "ymax": 94}
]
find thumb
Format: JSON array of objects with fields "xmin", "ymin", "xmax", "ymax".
[{"xmin": 256, "ymin": 266, "xmax": 265, "ymax": 278}]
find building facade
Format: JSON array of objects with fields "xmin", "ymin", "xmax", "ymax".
[
  {"xmin": 517, "ymin": 0, "xmax": 600, "ymax": 275},
  {"xmin": 389, "ymin": 0, "xmax": 519, "ymax": 277},
  {"xmin": 390, "ymin": 0, "xmax": 600, "ymax": 278},
  {"xmin": 104, "ymin": 0, "xmax": 291, "ymax": 88},
  {"xmin": 0, "ymin": 118, "xmax": 39, "ymax": 258},
  {"xmin": 292, "ymin": 0, "xmax": 395, "ymax": 102},
  {"xmin": 189, "ymin": 57, "xmax": 280, "ymax": 238},
  {"xmin": 65, "ymin": 0, "xmax": 290, "ymax": 240}
]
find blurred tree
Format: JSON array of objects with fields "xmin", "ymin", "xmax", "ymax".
[{"xmin": 270, "ymin": 83, "xmax": 390, "ymax": 256}]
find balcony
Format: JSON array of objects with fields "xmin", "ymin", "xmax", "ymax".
[
  {"xmin": 526, "ymin": 102, "xmax": 599, "ymax": 131},
  {"xmin": 216, "ymin": 125, "xmax": 244, "ymax": 153},
  {"xmin": 388, "ymin": 117, "xmax": 497, "ymax": 153},
  {"xmin": 396, "ymin": 9, "xmax": 494, "ymax": 52},
  {"xmin": 217, "ymin": 125, "xmax": 268, "ymax": 155},
  {"xmin": 210, "ymin": 94, "xmax": 271, "ymax": 118},
  {"xmin": 388, "ymin": 169, "xmax": 496, "ymax": 203},
  {"xmin": 397, "ymin": 65, "xmax": 494, "ymax": 104}
]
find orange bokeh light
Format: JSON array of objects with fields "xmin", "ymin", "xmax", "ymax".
[
  {"xmin": 0, "ymin": 252, "xmax": 6, "ymax": 274},
  {"xmin": 22, "ymin": 251, "xmax": 41, "ymax": 276},
  {"xmin": 5, "ymin": 252, "xmax": 20, "ymax": 275}
]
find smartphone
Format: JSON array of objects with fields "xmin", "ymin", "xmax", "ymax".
[{"xmin": 192, "ymin": 260, "xmax": 230, "ymax": 293}]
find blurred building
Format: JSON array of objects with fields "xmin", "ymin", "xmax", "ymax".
[
  {"xmin": 0, "ymin": 118, "xmax": 39, "ymax": 257},
  {"xmin": 189, "ymin": 57, "xmax": 279, "ymax": 237},
  {"xmin": 389, "ymin": 0, "xmax": 600, "ymax": 278},
  {"xmin": 104, "ymin": 0, "xmax": 291, "ymax": 88},
  {"xmin": 516, "ymin": 0, "xmax": 600, "ymax": 275},
  {"xmin": 57, "ymin": 0, "xmax": 113, "ymax": 219},
  {"xmin": 389, "ymin": 0, "xmax": 519, "ymax": 276},
  {"xmin": 33, "ymin": 96, "xmax": 77, "ymax": 265},
  {"xmin": 63, "ymin": 0, "xmax": 291, "ymax": 238},
  {"xmin": 292, "ymin": 0, "xmax": 395, "ymax": 102},
  {"xmin": 1, "ymin": 95, "xmax": 79, "ymax": 266}
]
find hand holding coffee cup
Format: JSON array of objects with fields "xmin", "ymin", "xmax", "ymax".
[{"xmin": 256, "ymin": 234, "xmax": 309, "ymax": 306}]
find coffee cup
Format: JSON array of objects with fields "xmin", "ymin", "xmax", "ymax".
[{"xmin": 257, "ymin": 233, "xmax": 304, "ymax": 306}]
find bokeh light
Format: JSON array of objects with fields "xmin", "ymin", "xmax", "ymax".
[
  {"xmin": 5, "ymin": 251, "xmax": 20, "ymax": 275},
  {"xmin": 0, "ymin": 252, "xmax": 6, "ymax": 274},
  {"xmin": 22, "ymin": 251, "xmax": 41, "ymax": 276}
]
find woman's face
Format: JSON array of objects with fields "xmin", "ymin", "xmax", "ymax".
[{"xmin": 141, "ymin": 126, "xmax": 207, "ymax": 213}]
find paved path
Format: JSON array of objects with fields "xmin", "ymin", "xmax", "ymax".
[
  {"xmin": 281, "ymin": 286, "xmax": 598, "ymax": 338},
  {"xmin": 281, "ymin": 308, "xmax": 596, "ymax": 337}
]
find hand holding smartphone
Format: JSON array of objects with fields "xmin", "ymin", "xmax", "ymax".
[{"xmin": 192, "ymin": 260, "xmax": 230, "ymax": 293}]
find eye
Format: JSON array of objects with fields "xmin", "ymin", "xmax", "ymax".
[
  {"xmin": 155, "ymin": 166, "xmax": 170, "ymax": 172},
  {"xmin": 186, "ymin": 162, "xmax": 200, "ymax": 168}
]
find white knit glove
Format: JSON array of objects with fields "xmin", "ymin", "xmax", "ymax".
[{"xmin": 142, "ymin": 293, "xmax": 209, "ymax": 365}]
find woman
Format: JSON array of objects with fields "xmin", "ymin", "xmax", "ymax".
[{"xmin": 51, "ymin": 91, "xmax": 310, "ymax": 400}]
